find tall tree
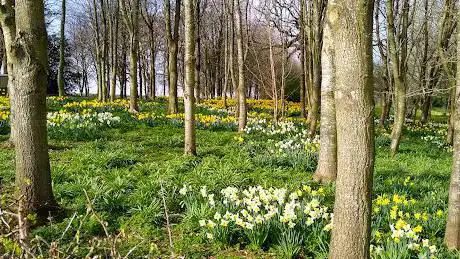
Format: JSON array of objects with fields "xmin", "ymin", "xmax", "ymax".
[
  {"xmin": 109, "ymin": 0, "xmax": 119, "ymax": 102},
  {"xmin": 165, "ymin": 0, "xmax": 181, "ymax": 114},
  {"xmin": 387, "ymin": 0, "xmax": 409, "ymax": 155},
  {"xmin": 0, "ymin": 0, "xmax": 16, "ymax": 145},
  {"xmin": 328, "ymin": 0, "xmax": 374, "ymax": 257},
  {"xmin": 307, "ymin": 0, "xmax": 326, "ymax": 139},
  {"xmin": 120, "ymin": 0, "xmax": 141, "ymax": 112},
  {"xmin": 445, "ymin": 7, "xmax": 460, "ymax": 250},
  {"xmin": 1, "ymin": 0, "xmax": 58, "ymax": 218},
  {"xmin": 58, "ymin": 0, "xmax": 66, "ymax": 96},
  {"xmin": 313, "ymin": 1, "xmax": 337, "ymax": 183},
  {"xmin": 194, "ymin": 0, "xmax": 201, "ymax": 103},
  {"xmin": 184, "ymin": 0, "xmax": 196, "ymax": 155},
  {"xmin": 234, "ymin": 0, "xmax": 246, "ymax": 132}
]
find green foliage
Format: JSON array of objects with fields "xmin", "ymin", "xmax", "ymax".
[{"xmin": 0, "ymin": 97, "xmax": 457, "ymax": 257}]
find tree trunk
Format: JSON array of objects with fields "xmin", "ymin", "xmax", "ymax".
[
  {"xmin": 165, "ymin": 0, "xmax": 181, "ymax": 114},
  {"xmin": 0, "ymin": 0, "xmax": 17, "ymax": 146},
  {"xmin": 11, "ymin": 0, "xmax": 58, "ymax": 219},
  {"xmin": 234, "ymin": 0, "xmax": 246, "ymax": 132},
  {"xmin": 150, "ymin": 40, "xmax": 156, "ymax": 100},
  {"xmin": 120, "ymin": 0, "xmax": 140, "ymax": 112},
  {"xmin": 194, "ymin": 0, "xmax": 201, "ymax": 104},
  {"xmin": 445, "ymin": 10, "xmax": 460, "ymax": 248},
  {"xmin": 267, "ymin": 3, "xmax": 278, "ymax": 122},
  {"xmin": 110, "ymin": 0, "xmax": 119, "ymax": 102},
  {"xmin": 184, "ymin": 0, "xmax": 196, "ymax": 156},
  {"xmin": 448, "ymin": 86, "xmax": 455, "ymax": 145},
  {"xmin": 313, "ymin": 5, "xmax": 337, "ymax": 183},
  {"xmin": 379, "ymin": 92, "xmax": 391, "ymax": 127},
  {"xmin": 388, "ymin": 0, "xmax": 409, "ymax": 155},
  {"xmin": 420, "ymin": 94, "xmax": 431, "ymax": 124},
  {"xmin": 328, "ymin": 0, "xmax": 374, "ymax": 258},
  {"xmin": 58, "ymin": 0, "xmax": 66, "ymax": 96}
]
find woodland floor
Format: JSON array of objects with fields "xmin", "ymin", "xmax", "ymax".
[{"xmin": 0, "ymin": 98, "xmax": 457, "ymax": 258}]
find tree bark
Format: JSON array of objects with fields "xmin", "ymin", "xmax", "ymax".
[
  {"xmin": 328, "ymin": 0, "xmax": 374, "ymax": 257},
  {"xmin": 313, "ymin": 3, "xmax": 337, "ymax": 183},
  {"xmin": 165, "ymin": 0, "xmax": 181, "ymax": 114},
  {"xmin": 445, "ymin": 9, "xmax": 460, "ymax": 248},
  {"xmin": 58, "ymin": 0, "xmax": 66, "ymax": 97},
  {"xmin": 388, "ymin": 0, "xmax": 409, "ymax": 155},
  {"xmin": 0, "ymin": 0, "xmax": 17, "ymax": 146},
  {"xmin": 110, "ymin": 0, "xmax": 119, "ymax": 102},
  {"xmin": 10, "ymin": 0, "xmax": 58, "ymax": 218},
  {"xmin": 184, "ymin": 0, "xmax": 196, "ymax": 156},
  {"xmin": 120, "ymin": 0, "xmax": 140, "ymax": 112},
  {"xmin": 234, "ymin": 0, "xmax": 246, "ymax": 132}
]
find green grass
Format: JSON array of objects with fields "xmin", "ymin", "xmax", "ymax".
[{"xmin": 0, "ymin": 99, "xmax": 457, "ymax": 258}]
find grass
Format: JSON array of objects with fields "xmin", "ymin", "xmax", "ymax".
[{"xmin": 0, "ymin": 98, "xmax": 457, "ymax": 258}]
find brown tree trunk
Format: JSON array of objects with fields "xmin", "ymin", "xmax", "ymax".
[
  {"xmin": 445, "ymin": 10, "xmax": 460, "ymax": 248},
  {"xmin": 165, "ymin": 0, "xmax": 181, "ymax": 114},
  {"xmin": 234, "ymin": 0, "xmax": 246, "ymax": 132},
  {"xmin": 328, "ymin": 0, "xmax": 374, "ymax": 257},
  {"xmin": 184, "ymin": 0, "xmax": 196, "ymax": 156},
  {"xmin": 388, "ymin": 0, "xmax": 409, "ymax": 155},
  {"xmin": 10, "ymin": 0, "xmax": 58, "ymax": 218},
  {"xmin": 120, "ymin": 0, "xmax": 140, "ymax": 112},
  {"xmin": 110, "ymin": 0, "xmax": 119, "ymax": 102},
  {"xmin": 313, "ymin": 4, "xmax": 337, "ymax": 183},
  {"xmin": 58, "ymin": 0, "xmax": 66, "ymax": 97},
  {"xmin": 0, "ymin": 0, "xmax": 17, "ymax": 146},
  {"xmin": 194, "ymin": 0, "xmax": 201, "ymax": 104}
]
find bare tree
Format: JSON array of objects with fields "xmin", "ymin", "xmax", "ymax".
[
  {"xmin": 120, "ymin": 0, "xmax": 141, "ymax": 112},
  {"xmin": 58, "ymin": 0, "xmax": 66, "ymax": 96},
  {"xmin": 165, "ymin": 0, "xmax": 181, "ymax": 114}
]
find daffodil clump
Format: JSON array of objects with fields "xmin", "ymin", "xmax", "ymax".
[
  {"xmin": 179, "ymin": 184, "xmax": 332, "ymax": 257},
  {"xmin": 199, "ymin": 98, "xmax": 302, "ymax": 116},
  {"xmin": 245, "ymin": 120, "xmax": 320, "ymax": 155},
  {"xmin": 47, "ymin": 109, "xmax": 121, "ymax": 129},
  {"xmin": 134, "ymin": 112, "xmax": 164, "ymax": 121},
  {"xmin": 0, "ymin": 110, "xmax": 9, "ymax": 134},
  {"xmin": 165, "ymin": 113, "xmax": 237, "ymax": 130},
  {"xmin": 406, "ymin": 122, "xmax": 450, "ymax": 150},
  {"xmin": 0, "ymin": 96, "xmax": 9, "ymax": 108},
  {"xmin": 63, "ymin": 99, "xmax": 129, "ymax": 112},
  {"xmin": 370, "ymin": 192, "xmax": 441, "ymax": 258}
]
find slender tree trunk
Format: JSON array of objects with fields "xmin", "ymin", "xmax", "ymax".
[
  {"xmin": 234, "ymin": 0, "xmax": 246, "ymax": 132},
  {"xmin": 165, "ymin": 0, "xmax": 181, "ymax": 114},
  {"xmin": 194, "ymin": 0, "xmax": 201, "ymax": 104},
  {"xmin": 110, "ymin": 0, "xmax": 119, "ymax": 102},
  {"xmin": 329, "ymin": 0, "xmax": 374, "ymax": 257},
  {"xmin": 184, "ymin": 0, "xmax": 196, "ymax": 156},
  {"xmin": 150, "ymin": 40, "xmax": 156, "ymax": 100},
  {"xmin": 380, "ymin": 91, "xmax": 391, "ymax": 127},
  {"xmin": 313, "ymin": 5, "xmax": 337, "ymax": 183},
  {"xmin": 138, "ymin": 54, "xmax": 143, "ymax": 99},
  {"xmin": 267, "ymin": 5, "xmax": 278, "ymax": 122},
  {"xmin": 223, "ymin": 1, "xmax": 229, "ymax": 108},
  {"xmin": 388, "ymin": 0, "xmax": 409, "ymax": 155},
  {"xmin": 299, "ymin": 0, "xmax": 306, "ymax": 118},
  {"xmin": 120, "ymin": 0, "xmax": 140, "ymax": 112},
  {"xmin": 0, "ymin": 0, "xmax": 17, "ymax": 146},
  {"xmin": 448, "ymin": 86, "xmax": 455, "ymax": 145},
  {"xmin": 101, "ymin": 0, "xmax": 108, "ymax": 102},
  {"xmin": 58, "ymin": 0, "xmax": 66, "ymax": 96},
  {"xmin": 445, "ymin": 10, "xmax": 460, "ymax": 248},
  {"xmin": 11, "ymin": 0, "xmax": 58, "ymax": 218}
]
